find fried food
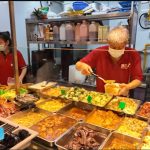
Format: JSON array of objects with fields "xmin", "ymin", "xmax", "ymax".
[
  {"xmin": 86, "ymin": 109, "xmax": 123, "ymax": 130},
  {"xmin": 117, "ymin": 117, "xmax": 148, "ymax": 138}
]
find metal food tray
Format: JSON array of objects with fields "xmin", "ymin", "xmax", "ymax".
[
  {"xmin": 30, "ymin": 112, "xmax": 77, "ymax": 147},
  {"xmin": 36, "ymin": 97, "xmax": 72, "ymax": 113},
  {"xmin": 136, "ymin": 102, "xmax": 150, "ymax": 121},
  {"xmin": 0, "ymin": 117, "xmax": 38, "ymax": 150},
  {"xmin": 85, "ymin": 107, "xmax": 124, "ymax": 131},
  {"xmin": 105, "ymin": 96, "xmax": 141, "ymax": 115},
  {"xmin": 100, "ymin": 132, "xmax": 140, "ymax": 149},
  {"xmin": 55, "ymin": 122, "xmax": 111, "ymax": 150},
  {"xmin": 116, "ymin": 116, "xmax": 148, "ymax": 139},
  {"xmin": 7, "ymin": 108, "xmax": 51, "ymax": 128},
  {"xmin": 57, "ymin": 101, "xmax": 95, "ymax": 121},
  {"xmin": 28, "ymin": 81, "xmax": 57, "ymax": 91},
  {"xmin": 39, "ymin": 85, "xmax": 70, "ymax": 99}
]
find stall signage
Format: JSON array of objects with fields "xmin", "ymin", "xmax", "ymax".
[
  {"xmin": 61, "ymin": 89, "xmax": 66, "ymax": 95},
  {"xmin": 119, "ymin": 101, "xmax": 126, "ymax": 110},
  {"xmin": 87, "ymin": 95, "xmax": 92, "ymax": 104}
]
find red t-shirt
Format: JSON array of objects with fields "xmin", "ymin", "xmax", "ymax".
[
  {"xmin": 80, "ymin": 45, "xmax": 143, "ymax": 92},
  {"xmin": 0, "ymin": 50, "xmax": 27, "ymax": 85}
]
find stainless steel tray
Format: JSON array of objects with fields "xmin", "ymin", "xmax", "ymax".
[
  {"xmin": 0, "ymin": 117, "xmax": 38, "ymax": 150},
  {"xmin": 30, "ymin": 112, "xmax": 77, "ymax": 147},
  {"xmin": 55, "ymin": 122, "xmax": 111, "ymax": 150},
  {"xmin": 136, "ymin": 102, "xmax": 150, "ymax": 121},
  {"xmin": 85, "ymin": 108, "xmax": 124, "ymax": 131},
  {"xmin": 105, "ymin": 96, "xmax": 141, "ymax": 115},
  {"xmin": 116, "ymin": 116, "xmax": 148, "ymax": 139},
  {"xmin": 100, "ymin": 132, "xmax": 140, "ymax": 149},
  {"xmin": 7, "ymin": 108, "xmax": 51, "ymax": 128},
  {"xmin": 39, "ymin": 85, "xmax": 70, "ymax": 99},
  {"xmin": 57, "ymin": 101, "xmax": 95, "ymax": 121},
  {"xmin": 36, "ymin": 97, "xmax": 72, "ymax": 113}
]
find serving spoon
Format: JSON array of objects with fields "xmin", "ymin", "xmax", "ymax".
[{"xmin": 91, "ymin": 72, "xmax": 115, "ymax": 84}]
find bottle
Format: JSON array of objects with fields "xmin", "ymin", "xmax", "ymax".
[
  {"xmin": 75, "ymin": 23, "xmax": 81, "ymax": 42},
  {"xmin": 102, "ymin": 26, "xmax": 109, "ymax": 42},
  {"xmin": 53, "ymin": 24, "xmax": 59, "ymax": 41},
  {"xmin": 65, "ymin": 22, "xmax": 75, "ymax": 41},
  {"xmin": 80, "ymin": 20, "xmax": 88, "ymax": 42},
  {"xmin": 59, "ymin": 23, "xmax": 66, "ymax": 41},
  {"xmin": 89, "ymin": 21, "xmax": 98, "ymax": 42},
  {"xmin": 44, "ymin": 25, "xmax": 50, "ymax": 41},
  {"xmin": 98, "ymin": 25, "xmax": 103, "ymax": 42},
  {"xmin": 49, "ymin": 25, "xmax": 53, "ymax": 41}
]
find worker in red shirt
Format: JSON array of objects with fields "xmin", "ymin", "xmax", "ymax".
[
  {"xmin": 76, "ymin": 26, "xmax": 143, "ymax": 96},
  {"xmin": 0, "ymin": 31, "xmax": 27, "ymax": 85}
]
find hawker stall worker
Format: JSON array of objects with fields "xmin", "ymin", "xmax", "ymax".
[
  {"xmin": 0, "ymin": 31, "xmax": 27, "ymax": 85},
  {"xmin": 76, "ymin": 26, "xmax": 143, "ymax": 96}
]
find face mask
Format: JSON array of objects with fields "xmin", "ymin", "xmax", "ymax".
[
  {"xmin": 108, "ymin": 47, "xmax": 125, "ymax": 58},
  {"xmin": 0, "ymin": 45, "xmax": 5, "ymax": 51}
]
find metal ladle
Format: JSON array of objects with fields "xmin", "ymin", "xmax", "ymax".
[{"xmin": 91, "ymin": 72, "xmax": 115, "ymax": 84}]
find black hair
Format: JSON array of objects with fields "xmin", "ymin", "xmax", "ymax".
[{"xmin": 0, "ymin": 31, "xmax": 12, "ymax": 52}]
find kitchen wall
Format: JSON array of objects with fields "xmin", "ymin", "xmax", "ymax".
[{"xmin": 0, "ymin": 1, "xmax": 149, "ymax": 69}]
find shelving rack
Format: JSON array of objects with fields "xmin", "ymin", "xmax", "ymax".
[{"xmin": 25, "ymin": 2, "xmax": 138, "ymax": 68}]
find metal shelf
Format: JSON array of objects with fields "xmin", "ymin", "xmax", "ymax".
[
  {"xmin": 28, "ymin": 40, "xmax": 107, "ymax": 45},
  {"xmin": 26, "ymin": 12, "xmax": 131, "ymax": 24}
]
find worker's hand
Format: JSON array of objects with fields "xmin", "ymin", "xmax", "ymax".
[
  {"xmin": 19, "ymin": 76, "xmax": 23, "ymax": 84},
  {"xmin": 81, "ymin": 64, "xmax": 93, "ymax": 76},
  {"xmin": 118, "ymin": 84, "xmax": 129, "ymax": 97},
  {"xmin": 76, "ymin": 62, "xmax": 93, "ymax": 76}
]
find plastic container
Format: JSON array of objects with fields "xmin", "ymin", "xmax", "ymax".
[
  {"xmin": 69, "ymin": 65, "xmax": 86, "ymax": 84},
  {"xmin": 44, "ymin": 25, "xmax": 50, "ymax": 41},
  {"xmin": 80, "ymin": 20, "xmax": 89, "ymax": 42},
  {"xmin": 53, "ymin": 25, "xmax": 59, "ymax": 41},
  {"xmin": 59, "ymin": 23, "xmax": 66, "ymax": 41},
  {"xmin": 89, "ymin": 21, "xmax": 98, "ymax": 41},
  {"xmin": 75, "ymin": 23, "xmax": 81, "ymax": 42},
  {"xmin": 66, "ymin": 22, "xmax": 75, "ymax": 41}
]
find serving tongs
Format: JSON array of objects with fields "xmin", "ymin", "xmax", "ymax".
[{"xmin": 91, "ymin": 72, "xmax": 115, "ymax": 84}]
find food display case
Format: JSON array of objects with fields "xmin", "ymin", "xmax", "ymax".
[{"xmin": 1, "ymin": 83, "xmax": 149, "ymax": 149}]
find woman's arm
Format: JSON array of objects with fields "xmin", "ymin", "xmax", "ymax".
[
  {"xmin": 118, "ymin": 79, "xmax": 142, "ymax": 96},
  {"xmin": 19, "ymin": 67, "xmax": 27, "ymax": 83}
]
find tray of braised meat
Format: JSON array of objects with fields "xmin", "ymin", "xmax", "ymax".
[{"xmin": 55, "ymin": 122, "xmax": 111, "ymax": 150}]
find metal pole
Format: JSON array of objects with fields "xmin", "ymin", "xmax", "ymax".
[{"xmin": 8, "ymin": 1, "xmax": 20, "ymax": 94}]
